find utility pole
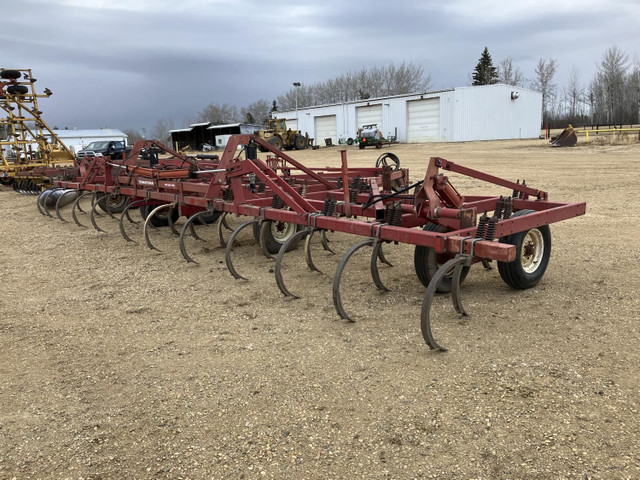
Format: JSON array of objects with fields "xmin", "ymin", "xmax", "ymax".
[{"xmin": 293, "ymin": 82, "xmax": 301, "ymax": 128}]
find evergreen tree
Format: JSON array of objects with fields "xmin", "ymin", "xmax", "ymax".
[{"xmin": 472, "ymin": 47, "xmax": 498, "ymax": 85}]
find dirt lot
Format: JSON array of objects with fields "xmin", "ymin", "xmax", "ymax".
[{"xmin": 1, "ymin": 139, "xmax": 639, "ymax": 479}]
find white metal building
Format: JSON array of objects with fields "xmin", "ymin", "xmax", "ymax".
[
  {"xmin": 50, "ymin": 129, "xmax": 128, "ymax": 154},
  {"xmin": 276, "ymin": 84, "xmax": 542, "ymax": 145}
]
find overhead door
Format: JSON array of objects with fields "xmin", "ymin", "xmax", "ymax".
[
  {"xmin": 314, "ymin": 115, "xmax": 337, "ymax": 146},
  {"xmin": 407, "ymin": 98, "xmax": 440, "ymax": 142},
  {"xmin": 356, "ymin": 104, "xmax": 383, "ymax": 131},
  {"xmin": 286, "ymin": 118, "xmax": 297, "ymax": 132}
]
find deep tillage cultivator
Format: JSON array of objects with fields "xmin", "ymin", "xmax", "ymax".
[{"xmin": 42, "ymin": 134, "xmax": 586, "ymax": 351}]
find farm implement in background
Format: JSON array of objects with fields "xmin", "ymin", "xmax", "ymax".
[
  {"xmin": 40, "ymin": 134, "xmax": 586, "ymax": 351},
  {"xmin": 0, "ymin": 68, "xmax": 75, "ymax": 192}
]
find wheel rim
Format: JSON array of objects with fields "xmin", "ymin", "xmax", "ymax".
[
  {"xmin": 521, "ymin": 228, "xmax": 544, "ymax": 273},
  {"xmin": 271, "ymin": 221, "xmax": 296, "ymax": 243}
]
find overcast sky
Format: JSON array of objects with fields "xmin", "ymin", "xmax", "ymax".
[{"xmin": 3, "ymin": 0, "xmax": 638, "ymax": 134}]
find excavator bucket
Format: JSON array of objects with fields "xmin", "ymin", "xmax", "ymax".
[{"xmin": 551, "ymin": 125, "xmax": 577, "ymax": 147}]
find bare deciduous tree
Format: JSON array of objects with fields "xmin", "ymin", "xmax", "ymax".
[
  {"xmin": 241, "ymin": 99, "xmax": 271, "ymax": 126},
  {"xmin": 198, "ymin": 103, "xmax": 240, "ymax": 125},
  {"xmin": 531, "ymin": 58, "xmax": 558, "ymax": 124},
  {"xmin": 277, "ymin": 62, "xmax": 432, "ymax": 110},
  {"xmin": 497, "ymin": 57, "xmax": 525, "ymax": 87},
  {"xmin": 150, "ymin": 117, "xmax": 175, "ymax": 144}
]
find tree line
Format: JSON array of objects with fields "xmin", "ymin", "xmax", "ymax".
[{"xmin": 133, "ymin": 47, "xmax": 639, "ymax": 143}]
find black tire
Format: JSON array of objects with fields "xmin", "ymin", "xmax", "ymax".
[
  {"xmin": 140, "ymin": 204, "xmax": 179, "ymax": 227},
  {"xmin": 198, "ymin": 210, "xmax": 221, "ymax": 224},
  {"xmin": 375, "ymin": 142, "xmax": 383, "ymax": 149},
  {"xmin": 347, "ymin": 138, "xmax": 354, "ymax": 145},
  {"xmin": 268, "ymin": 136, "xmax": 283, "ymax": 151},
  {"xmin": 414, "ymin": 223, "xmax": 470, "ymax": 293},
  {"xmin": 259, "ymin": 220, "xmax": 303, "ymax": 254},
  {"xmin": 497, "ymin": 209, "xmax": 552, "ymax": 289},
  {"xmin": 7, "ymin": 85, "xmax": 28, "ymax": 95},
  {"xmin": 294, "ymin": 135, "xmax": 307, "ymax": 150},
  {"xmin": 358, "ymin": 142, "xmax": 365, "ymax": 150},
  {"xmin": 96, "ymin": 192, "xmax": 129, "ymax": 214},
  {"xmin": 1, "ymin": 70, "xmax": 21, "ymax": 80}
]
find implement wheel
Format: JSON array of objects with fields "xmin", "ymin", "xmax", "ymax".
[
  {"xmin": 7, "ymin": 85, "xmax": 29, "ymax": 95},
  {"xmin": 1, "ymin": 70, "xmax": 21, "ymax": 79},
  {"xmin": 96, "ymin": 192, "xmax": 129, "ymax": 214},
  {"xmin": 414, "ymin": 223, "xmax": 470, "ymax": 293},
  {"xmin": 497, "ymin": 210, "xmax": 552, "ymax": 289},
  {"xmin": 140, "ymin": 204, "xmax": 179, "ymax": 227},
  {"xmin": 259, "ymin": 220, "xmax": 302, "ymax": 254}
]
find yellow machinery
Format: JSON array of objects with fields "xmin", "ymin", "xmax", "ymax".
[
  {"xmin": 256, "ymin": 118, "xmax": 308, "ymax": 151},
  {"xmin": 0, "ymin": 68, "xmax": 75, "ymax": 190}
]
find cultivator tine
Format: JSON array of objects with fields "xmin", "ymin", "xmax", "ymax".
[
  {"xmin": 320, "ymin": 230, "xmax": 334, "ymax": 254},
  {"xmin": 332, "ymin": 237, "xmax": 375, "ymax": 322},
  {"xmin": 217, "ymin": 212, "xmax": 230, "ymax": 248},
  {"xmin": 90, "ymin": 193, "xmax": 107, "ymax": 233},
  {"xmin": 224, "ymin": 219, "xmax": 259, "ymax": 280},
  {"xmin": 71, "ymin": 192, "xmax": 93, "ymax": 227},
  {"xmin": 420, "ymin": 255, "xmax": 470, "ymax": 352},
  {"xmin": 36, "ymin": 189, "xmax": 50, "ymax": 216},
  {"xmin": 370, "ymin": 239, "xmax": 390, "ymax": 292},
  {"xmin": 303, "ymin": 229, "xmax": 322, "ymax": 273},
  {"xmin": 54, "ymin": 189, "xmax": 76, "ymax": 222},
  {"xmin": 40, "ymin": 188, "xmax": 60, "ymax": 217},
  {"xmin": 143, "ymin": 204, "xmax": 173, "ymax": 251},
  {"xmin": 377, "ymin": 242, "xmax": 393, "ymax": 267},
  {"xmin": 179, "ymin": 210, "xmax": 210, "ymax": 263},
  {"xmin": 275, "ymin": 228, "xmax": 313, "ymax": 298},
  {"xmin": 118, "ymin": 199, "xmax": 146, "ymax": 243},
  {"xmin": 167, "ymin": 206, "xmax": 180, "ymax": 236}
]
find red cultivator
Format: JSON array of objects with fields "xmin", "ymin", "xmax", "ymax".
[{"xmin": 41, "ymin": 135, "xmax": 586, "ymax": 351}]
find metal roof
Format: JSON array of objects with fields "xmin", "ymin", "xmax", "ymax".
[
  {"xmin": 52, "ymin": 128, "xmax": 127, "ymax": 138},
  {"xmin": 168, "ymin": 127, "xmax": 193, "ymax": 133},
  {"xmin": 207, "ymin": 123, "xmax": 241, "ymax": 129},
  {"xmin": 189, "ymin": 122, "xmax": 211, "ymax": 127}
]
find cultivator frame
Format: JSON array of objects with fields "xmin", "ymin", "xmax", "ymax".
[
  {"xmin": 1, "ymin": 68, "xmax": 75, "ymax": 192},
  {"xmin": 43, "ymin": 134, "xmax": 586, "ymax": 351}
]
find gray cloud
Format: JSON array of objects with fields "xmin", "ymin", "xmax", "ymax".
[{"xmin": 2, "ymin": 0, "xmax": 638, "ymax": 133}]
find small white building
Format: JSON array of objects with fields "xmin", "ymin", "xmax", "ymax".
[
  {"xmin": 276, "ymin": 84, "xmax": 542, "ymax": 145},
  {"xmin": 50, "ymin": 129, "xmax": 128, "ymax": 154}
]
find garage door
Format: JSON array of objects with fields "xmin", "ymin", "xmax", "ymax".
[
  {"xmin": 407, "ymin": 98, "xmax": 440, "ymax": 142},
  {"xmin": 356, "ymin": 104, "xmax": 383, "ymax": 131},
  {"xmin": 314, "ymin": 115, "xmax": 337, "ymax": 146},
  {"xmin": 286, "ymin": 118, "xmax": 297, "ymax": 132}
]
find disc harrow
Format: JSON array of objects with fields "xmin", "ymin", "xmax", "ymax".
[{"xmin": 42, "ymin": 134, "xmax": 586, "ymax": 351}]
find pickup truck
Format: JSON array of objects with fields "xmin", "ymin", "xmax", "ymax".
[{"xmin": 76, "ymin": 140, "xmax": 132, "ymax": 159}]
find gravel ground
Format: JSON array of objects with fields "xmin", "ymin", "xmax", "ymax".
[{"xmin": 1, "ymin": 138, "xmax": 639, "ymax": 479}]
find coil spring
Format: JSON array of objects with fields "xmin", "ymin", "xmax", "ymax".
[
  {"xmin": 390, "ymin": 202, "xmax": 403, "ymax": 226},
  {"xmin": 476, "ymin": 211, "xmax": 489, "ymax": 239},
  {"xmin": 322, "ymin": 196, "xmax": 337, "ymax": 216},
  {"xmin": 485, "ymin": 215, "xmax": 498, "ymax": 241},
  {"xmin": 223, "ymin": 187, "xmax": 234, "ymax": 201},
  {"xmin": 512, "ymin": 180, "xmax": 520, "ymax": 198},
  {"xmin": 300, "ymin": 182, "xmax": 308, "ymax": 198},
  {"xmin": 494, "ymin": 196, "xmax": 505, "ymax": 219},
  {"xmin": 272, "ymin": 195, "xmax": 283, "ymax": 209},
  {"xmin": 257, "ymin": 181, "xmax": 265, "ymax": 193},
  {"xmin": 349, "ymin": 188, "xmax": 358, "ymax": 204},
  {"xmin": 503, "ymin": 197, "xmax": 513, "ymax": 219}
]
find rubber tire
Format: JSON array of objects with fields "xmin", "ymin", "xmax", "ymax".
[
  {"xmin": 376, "ymin": 142, "xmax": 383, "ymax": 149},
  {"xmin": 414, "ymin": 223, "xmax": 470, "ymax": 293},
  {"xmin": 358, "ymin": 142, "xmax": 365, "ymax": 150},
  {"xmin": 140, "ymin": 204, "xmax": 179, "ymax": 227},
  {"xmin": 259, "ymin": 220, "xmax": 303, "ymax": 254},
  {"xmin": 294, "ymin": 135, "xmax": 307, "ymax": 150},
  {"xmin": 268, "ymin": 136, "xmax": 283, "ymax": 151},
  {"xmin": 497, "ymin": 209, "xmax": 552, "ymax": 290},
  {"xmin": 96, "ymin": 192, "xmax": 129, "ymax": 214},
  {"xmin": 1, "ymin": 70, "xmax": 21, "ymax": 80},
  {"xmin": 7, "ymin": 85, "xmax": 28, "ymax": 95},
  {"xmin": 347, "ymin": 138, "xmax": 354, "ymax": 145},
  {"xmin": 198, "ymin": 210, "xmax": 221, "ymax": 224}
]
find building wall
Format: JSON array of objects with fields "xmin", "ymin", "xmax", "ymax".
[
  {"xmin": 51, "ymin": 130, "xmax": 127, "ymax": 154},
  {"xmin": 276, "ymin": 85, "xmax": 542, "ymax": 144}
]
